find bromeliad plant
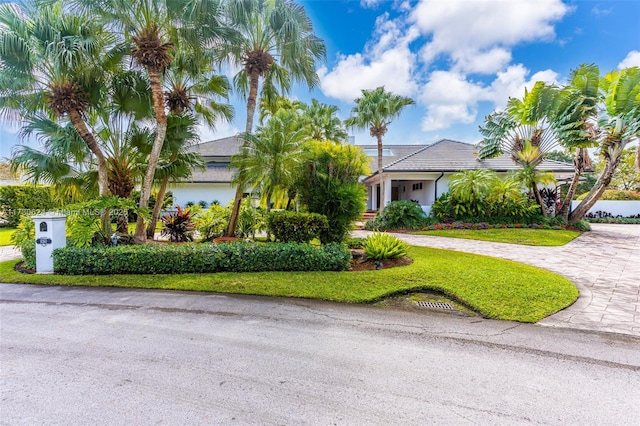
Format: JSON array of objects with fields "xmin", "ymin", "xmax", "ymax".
[
  {"xmin": 364, "ymin": 232, "xmax": 408, "ymax": 260},
  {"xmin": 160, "ymin": 206, "xmax": 194, "ymax": 242}
]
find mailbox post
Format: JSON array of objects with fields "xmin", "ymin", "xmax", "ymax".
[{"xmin": 32, "ymin": 212, "xmax": 67, "ymax": 274}]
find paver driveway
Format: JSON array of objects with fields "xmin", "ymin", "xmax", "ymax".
[{"xmin": 355, "ymin": 224, "xmax": 640, "ymax": 336}]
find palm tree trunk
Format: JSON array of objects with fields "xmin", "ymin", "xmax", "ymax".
[
  {"xmin": 147, "ymin": 178, "xmax": 168, "ymax": 239},
  {"xmin": 569, "ymin": 152, "xmax": 623, "ymax": 225},
  {"xmin": 560, "ymin": 148, "xmax": 588, "ymax": 220},
  {"xmin": 68, "ymin": 109, "xmax": 111, "ymax": 233},
  {"xmin": 135, "ymin": 67, "xmax": 168, "ymax": 242},
  {"xmin": 377, "ymin": 134, "xmax": 384, "ymax": 213},
  {"xmin": 227, "ymin": 70, "xmax": 260, "ymax": 236},
  {"xmin": 636, "ymin": 142, "xmax": 640, "ymax": 170}
]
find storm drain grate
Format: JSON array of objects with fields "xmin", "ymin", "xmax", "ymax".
[{"xmin": 416, "ymin": 301, "xmax": 454, "ymax": 310}]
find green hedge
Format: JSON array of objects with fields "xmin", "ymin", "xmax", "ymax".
[
  {"xmin": 0, "ymin": 185, "xmax": 55, "ymax": 226},
  {"xmin": 20, "ymin": 242, "xmax": 36, "ymax": 270},
  {"xmin": 266, "ymin": 211, "xmax": 328, "ymax": 243},
  {"xmin": 576, "ymin": 190, "xmax": 640, "ymax": 200},
  {"xmin": 53, "ymin": 242, "xmax": 351, "ymax": 275}
]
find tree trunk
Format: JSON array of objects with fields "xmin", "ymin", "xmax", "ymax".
[
  {"xmin": 636, "ymin": 142, "xmax": 640, "ymax": 170},
  {"xmin": 532, "ymin": 184, "xmax": 547, "ymax": 217},
  {"xmin": 569, "ymin": 151, "xmax": 623, "ymax": 225},
  {"xmin": 147, "ymin": 178, "xmax": 168, "ymax": 239},
  {"xmin": 68, "ymin": 109, "xmax": 111, "ymax": 233},
  {"xmin": 227, "ymin": 70, "xmax": 260, "ymax": 236},
  {"xmin": 377, "ymin": 134, "xmax": 384, "ymax": 213},
  {"xmin": 135, "ymin": 67, "xmax": 168, "ymax": 242},
  {"xmin": 560, "ymin": 148, "xmax": 587, "ymax": 220}
]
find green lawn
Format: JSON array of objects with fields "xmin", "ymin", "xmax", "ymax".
[
  {"xmin": 0, "ymin": 228, "xmax": 15, "ymax": 246},
  {"xmin": 0, "ymin": 245, "xmax": 578, "ymax": 323},
  {"xmin": 412, "ymin": 228, "xmax": 580, "ymax": 246}
]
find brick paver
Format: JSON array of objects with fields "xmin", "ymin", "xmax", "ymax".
[{"xmin": 354, "ymin": 224, "xmax": 640, "ymax": 336}]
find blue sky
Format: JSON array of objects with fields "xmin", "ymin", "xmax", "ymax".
[{"xmin": 1, "ymin": 0, "xmax": 639, "ymax": 160}]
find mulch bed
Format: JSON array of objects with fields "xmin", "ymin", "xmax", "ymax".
[
  {"xmin": 349, "ymin": 249, "xmax": 413, "ymax": 271},
  {"xmin": 14, "ymin": 261, "xmax": 35, "ymax": 274}
]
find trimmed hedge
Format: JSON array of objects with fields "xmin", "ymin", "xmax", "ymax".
[
  {"xmin": 266, "ymin": 211, "xmax": 328, "ymax": 243},
  {"xmin": 0, "ymin": 185, "xmax": 55, "ymax": 226},
  {"xmin": 53, "ymin": 242, "xmax": 351, "ymax": 275},
  {"xmin": 21, "ymin": 242, "xmax": 36, "ymax": 270}
]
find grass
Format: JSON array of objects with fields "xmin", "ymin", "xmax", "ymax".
[
  {"xmin": 0, "ymin": 245, "xmax": 578, "ymax": 323},
  {"xmin": 0, "ymin": 228, "xmax": 16, "ymax": 246},
  {"xmin": 412, "ymin": 228, "xmax": 580, "ymax": 246}
]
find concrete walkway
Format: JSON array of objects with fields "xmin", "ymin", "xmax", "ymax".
[{"xmin": 354, "ymin": 224, "xmax": 640, "ymax": 337}]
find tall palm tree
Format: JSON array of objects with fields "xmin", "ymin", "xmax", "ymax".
[
  {"xmin": 301, "ymin": 99, "xmax": 348, "ymax": 142},
  {"xmin": 569, "ymin": 67, "xmax": 640, "ymax": 223},
  {"xmin": 69, "ymin": 0, "xmax": 230, "ymax": 240},
  {"xmin": 0, "ymin": 2, "xmax": 118, "ymax": 200},
  {"xmin": 217, "ymin": 0, "xmax": 326, "ymax": 236},
  {"xmin": 344, "ymin": 86, "xmax": 415, "ymax": 213},
  {"xmin": 145, "ymin": 49, "xmax": 234, "ymax": 238},
  {"xmin": 231, "ymin": 109, "xmax": 308, "ymax": 213}
]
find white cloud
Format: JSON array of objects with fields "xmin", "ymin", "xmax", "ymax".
[
  {"xmin": 451, "ymin": 48, "xmax": 512, "ymax": 75},
  {"xmin": 318, "ymin": 15, "xmax": 419, "ymax": 102},
  {"xmin": 197, "ymin": 119, "xmax": 239, "ymax": 143},
  {"xmin": 360, "ymin": 0, "xmax": 382, "ymax": 9},
  {"xmin": 411, "ymin": 0, "xmax": 570, "ymax": 72},
  {"xmin": 419, "ymin": 71, "xmax": 485, "ymax": 130},
  {"xmin": 419, "ymin": 66, "xmax": 559, "ymax": 131},
  {"xmin": 619, "ymin": 51, "xmax": 640, "ymax": 69}
]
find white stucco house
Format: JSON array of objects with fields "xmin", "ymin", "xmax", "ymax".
[{"xmin": 168, "ymin": 137, "xmax": 576, "ymax": 213}]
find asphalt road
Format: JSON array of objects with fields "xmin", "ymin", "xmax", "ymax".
[{"xmin": 1, "ymin": 284, "xmax": 639, "ymax": 425}]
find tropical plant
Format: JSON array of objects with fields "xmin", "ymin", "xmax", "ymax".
[
  {"xmin": 232, "ymin": 109, "xmax": 309, "ymax": 212},
  {"xmin": 297, "ymin": 141, "xmax": 369, "ymax": 243},
  {"xmin": 365, "ymin": 200, "xmax": 427, "ymax": 230},
  {"xmin": 0, "ymin": 2, "xmax": 121, "ymax": 231},
  {"xmin": 344, "ymin": 87, "xmax": 415, "ymax": 213},
  {"xmin": 363, "ymin": 232, "xmax": 408, "ymax": 260},
  {"xmin": 192, "ymin": 202, "xmax": 230, "ymax": 241},
  {"xmin": 301, "ymin": 99, "xmax": 348, "ymax": 142},
  {"xmin": 67, "ymin": 0, "xmax": 231, "ymax": 241},
  {"xmin": 218, "ymin": 0, "xmax": 326, "ymax": 236},
  {"xmin": 447, "ymin": 169, "xmax": 497, "ymax": 217},
  {"xmin": 266, "ymin": 211, "xmax": 328, "ymax": 243},
  {"xmin": 569, "ymin": 67, "xmax": 640, "ymax": 223},
  {"xmin": 160, "ymin": 206, "xmax": 194, "ymax": 242}
]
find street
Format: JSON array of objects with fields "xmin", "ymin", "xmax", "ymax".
[{"xmin": 1, "ymin": 284, "xmax": 639, "ymax": 425}]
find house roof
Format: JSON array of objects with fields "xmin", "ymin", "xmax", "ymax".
[
  {"xmin": 363, "ymin": 139, "xmax": 574, "ymax": 180},
  {"xmin": 187, "ymin": 164, "xmax": 234, "ymax": 183},
  {"xmin": 188, "ymin": 135, "xmax": 243, "ymax": 157},
  {"xmin": 356, "ymin": 144, "xmax": 429, "ymax": 172}
]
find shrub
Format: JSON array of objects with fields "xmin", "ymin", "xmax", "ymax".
[
  {"xmin": 297, "ymin": 141, "xmax": 369, "ymax": 243},
  {"xmin": 20, "ymin": 242, "xmax": 36, "ymax": 270},
  {"xmin": 0, "ymin": 185, "xmax": 55, "ymax": 226},
  {"xmin": 571, "ymin": 220, "xmax": 591, "ymax": 232},
  {"xmin": 267, "ymin": 211, "xmax": 328, "ymax": 243},
  {"xmin": 365, "ymin": 200, "xmax": 427, "ymax": 231},
  {"xmin": 192, "ymin": 203, "xmax": 229, "ymax": 241},
  {"xmin": 53, "ymin": 242, "xmax": 351, "ymax": 275},
  {"xmin": 576, "ymin": 190, "xmax": 640, "ymax": 201},
  {"xmin": 161, "ymin": 206, "xmax": 194, "ymax": 242},
  {"xmin": 363, "ymin": 232, "xmax": 409, "ymax": 260},
  {"xmin": 345, "ymin": 237, "xmax": 366, "ymax": 249}
]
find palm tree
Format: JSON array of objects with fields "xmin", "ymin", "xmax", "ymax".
[
  {"xmin": 569, "ymin": 67, "xmax": 640, "ymax": 223},
  {"xmin": 144, "ymin": 49, "xmax": 234, "ymax": 238},
  {"xmin": 301, "ymin": 99, "xmax": 348, "ymax": 142},
  {"xmin": 0, "ymin": 2, "xmax": 117, "ymax": 200},
  {"xmin": 217, "ymin": 0, "xmax": 326, "ymax": 236},
  {"xmin": 344, "ymin": 86, "xmax": 415, "ymax": 213},
  {"xmin": 69, "ymin": 0, "xmax": 231, "ymax": 240},
  {"xmin": 448, "ymin": 169, "xmax": 496, "ymax": 217},
  {"xmin": 231, "ymin": 109, "xmax": 308, "ymax": 213}
]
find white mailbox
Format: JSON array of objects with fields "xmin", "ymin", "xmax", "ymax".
[{"xmin": 32, "ymin": 212, "xmax": 67, "ymax": 274}]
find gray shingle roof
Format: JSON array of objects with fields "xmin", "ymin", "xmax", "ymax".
[
  {"xmin": 357, "ymin": 144, "xmax": 429, "ymax": 172},
  {"xmin": 379, "ymin": 139, "xmax": 574, "ymax": 173},
  {"xmin": 187, "ymin": 164, "xmax": 234, "ymax": 183},
  {"xmin": 188, "ymin": 135, "xmax": 243, "ymax": 157}
]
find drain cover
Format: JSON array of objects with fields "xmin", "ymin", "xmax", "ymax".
[{"xmin": 416, "ymin": 301, "xmax": 454, "ymax": 310}]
